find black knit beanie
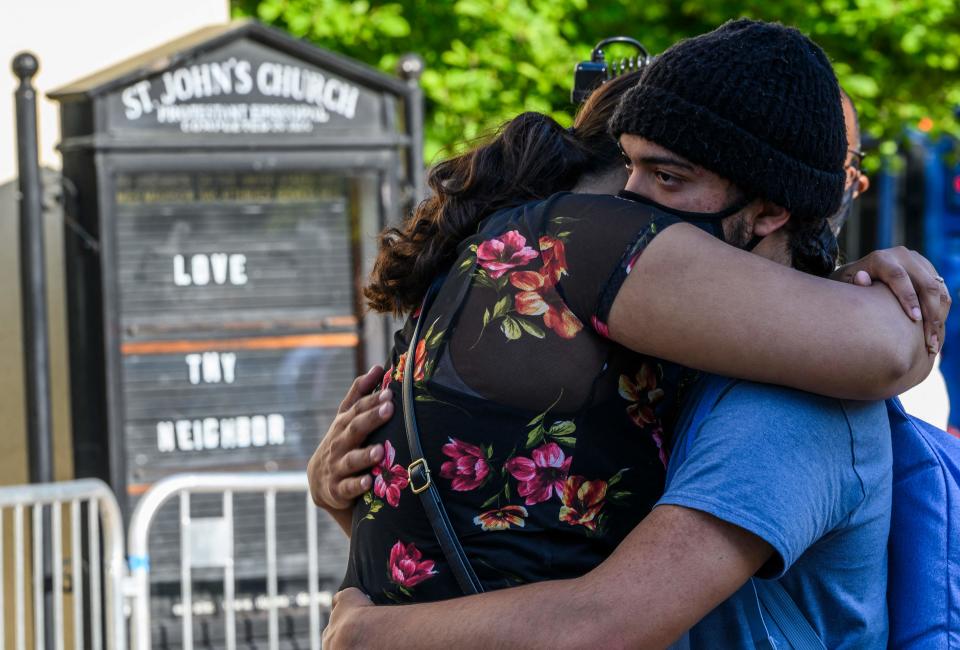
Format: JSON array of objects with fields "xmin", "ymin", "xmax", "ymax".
[{"xmin": 609, "ymin": 19, "xmax": 846, "ymax": 221}]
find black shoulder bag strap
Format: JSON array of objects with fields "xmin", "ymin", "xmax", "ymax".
[{"xmin": 403, "ymin": 279, "xmax": 485, "ymax": 595}]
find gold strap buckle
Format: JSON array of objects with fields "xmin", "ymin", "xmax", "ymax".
[{"xmin": 407, "ymin": 458, "xmax": 432, "ymax": 494}]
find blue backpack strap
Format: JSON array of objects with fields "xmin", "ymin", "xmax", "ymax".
[
  {"xmin": 746, "ymin": 580, "xmax": 778, "ymax": 649},
  {"xmin": 668, "ymin": 376, "xmax": 826, "ymax": 650},
  {"xmin": 753, "ymin": 579, "xmax": 827, "ymax": 650}
]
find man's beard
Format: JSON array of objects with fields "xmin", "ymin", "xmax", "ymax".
[{"xmin": 725, "ymin": 213, "xmax": 754, "ymax": 250}]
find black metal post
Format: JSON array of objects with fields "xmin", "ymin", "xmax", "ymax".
[
  {"xmin": 13, "ymin": 51, "xmax": 55, "ymax": 650},
  {"xmin": 13, "ymin": 51, "xmax": 54, "ymax": 486},
  {"xmin": 397, "ymin": 53, "xmax": 426, "ymax": 202}
]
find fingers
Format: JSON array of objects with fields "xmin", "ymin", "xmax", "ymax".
[
  {"xmin": 852, "ymin": 248, "xmax": 945, "ymax": 354},
  {"xmin": 337, "ymin": 444, "xmax": 385, "ymax": 478},
  {"xmin": 902, "ymin": 251, "xmax": 947, "ymax": 354},
  {"xmin": 919, "ymin": 276, "xmax": 946, "ymax": 355},
  {"xmin": 314, "ymin": 387, "xmax": 395, "ymax": 510},
  {"xmin": 318, "ymin": 471, "xmax": 372, "ymax": 512},
  {"xmin": 909, "ymin": 249, "xmax": 938, "ymax": 279},
  {"xmin": 327, "ymin": 588, "xmax": 374, "ymax": 649},
  {"xmin": 335, "ymin": 472, "xmax": 375, "ymax": 503},
  {"xmin": 331, "ymin": 444, "xmax": 385, "ymax": 503},
  {"xmin": 322, "ymin": 389, "xmax": 395, "ymax": 507},
  {"xmin": 336, "ymin": 374, "xmax": 366, "ymax": 415},
  {"xmin": 332, "ymin": 588, "xmax": 373, "ymax": 609},
  {"xmin": 340, "ymin": 389, "xmax": 394, "ymax": 450},
  {"xmin": 933, "ymin": 276, "xmax": 949, "ymax": 355},
  {"xmin": 853, "ymin": 270, "xmax": 872, "ymax": 287},
  {"xmin": 843, "ymin": 247, "xmax": 951, "ymax": 356},
  {"xmin": 333, "ymin": 389, "xmax": 389, "ymax": 445},
  {"xmin": 869, "ymin": 252, "xmax": 922, "ymax": 323},
  {"xmin": 876, "ymin": 248, "xmax": 948, "ymax": 354},
  {"xmin": 337, "ymin": 366, "xmax": 385, "ymax": 414},
  {"xmin": 912, "ymin": 251, "xmax": 951, "ymax": 336}
]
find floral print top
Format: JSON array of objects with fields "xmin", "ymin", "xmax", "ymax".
[{"xmin": 341, "ymin": 192, "xmax": 700, "ymax": 604}]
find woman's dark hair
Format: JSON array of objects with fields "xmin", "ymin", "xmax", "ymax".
[
  {"xmin": 364, "ymin": 72, "xmax": 643, "ymax": 314},
  {"xmin": 788, "ymin": 89, "xmax": 852, "ymax": 276},
  {"xmin": 787, "ymin": 218, "xmax": 840, "ymax": 277}
]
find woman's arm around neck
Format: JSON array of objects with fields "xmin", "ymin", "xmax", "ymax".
[{"xmin": 608, "ymin": 223, "xmax": 933, "ymax": 401}]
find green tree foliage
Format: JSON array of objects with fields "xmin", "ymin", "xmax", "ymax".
[{"xmin": 232, "ymin": 0, "xmax": 960, "ymax": 162}]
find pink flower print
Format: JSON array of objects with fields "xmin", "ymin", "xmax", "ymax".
[
  {"xmin": 380, "ymin": 366, "xmax": 393, "ymax": 391},
  {"xmin": 439, "ymin": 438, "xmax": 491, "ymax": 491},
  {"xmin": 388, "ymin": 541, "xmax": 437, "ymax": 588},
  {"xmin": 476, "ymin": 230, "xmax": 539, "ymax": 278},
  {"xmin": 625, "ymin": 249, "xmax": 644, "ymax": 275},
  {"xmin": 504, "ymin": 442, "xmax": 573, "ymax": 505},
  {"xmin": 650, "ymin": 426, "xmax": 669, "ymax": 469},
  {"xmin": 372, "ymin": 440, "xmax": 409, "ymax": 507}
]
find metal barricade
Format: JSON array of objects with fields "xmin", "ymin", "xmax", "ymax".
[
  {"xmin": 0, "ymin": 479, "xmax": 126, "ymax": 650},
  {"xmin": 126, "ymin": 472, "xmax": 325, "ymax": 650}
]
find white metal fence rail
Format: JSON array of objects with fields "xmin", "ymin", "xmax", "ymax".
[
  {"xmin": 126, "ymin": 472, "xmax": 323, "ymax": 650},
  {"xmin": 0, "ymin": 478, "xmax": 126, "ymax": 650},
  {"xmin": 1, "ymin": 472, "xmax": 325, "ymax": 650}
]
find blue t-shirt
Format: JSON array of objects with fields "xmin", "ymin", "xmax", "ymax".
[{"xmin": 659, "ymin": 377, "xmax": 892, "ymax": 649}]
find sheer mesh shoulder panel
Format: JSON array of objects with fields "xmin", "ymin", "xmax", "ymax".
[
  {"xmin": 548, "ymin": 193, "xmax": 681, "ymax": 334},
  {"xmin": 437, "ymin": 193, "xmax": 681, "ymax": 414}
]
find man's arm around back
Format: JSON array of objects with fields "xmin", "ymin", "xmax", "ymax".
[{"xmin": 325, "ymin": 504, "xmax": 772, "ymax": 649}]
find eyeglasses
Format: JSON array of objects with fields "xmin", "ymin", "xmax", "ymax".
[{"xmin": 846, "ymin": 148, "xmax": 866, "ymax": 172}]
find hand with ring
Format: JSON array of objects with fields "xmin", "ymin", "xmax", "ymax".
[{"xmin": 832, "ymin": 247, "xmax": 951, "ymax": 355}]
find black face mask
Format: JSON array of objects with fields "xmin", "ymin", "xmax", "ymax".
[
  {"xmin": 827, "ymin": 182, "xmax": 857, "ymax": 237},
  {"xmin": 617, "ymin": 189, "xmax": 758, "ymax": 249}
]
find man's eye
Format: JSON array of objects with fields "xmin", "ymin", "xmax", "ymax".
[
  {"xmin": 621, "ymin": 153, "xmax": 633, "ymax": 169},
  {"xmin": 655, "ymin": 171, "xmax": 677, "ymax": 184}
]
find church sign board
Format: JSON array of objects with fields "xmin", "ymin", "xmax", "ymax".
[{"xmin": 50, "ymin": 20, "xmax": 423, "ymax": 647}]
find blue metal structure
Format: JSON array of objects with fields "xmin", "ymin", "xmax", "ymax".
[
  {"xmin": 898, "ymin": 131, "xmax": 960, "ymax": 429},
  {"xmin": 874, "ymin": 160, "xmax": 898, "ymax": 251}
]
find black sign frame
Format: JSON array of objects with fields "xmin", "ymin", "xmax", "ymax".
[
  {"xmin": 50, "ymin": 20, "xmax": 422, "ymax": 518},
  {"xmin": 95, "ymin": 149, "xmax": 399, "ymax": 504}
]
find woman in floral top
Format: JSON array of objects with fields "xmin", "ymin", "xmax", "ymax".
[{"xmin": 309, "ymin": 74, "xmax": 942, "ymax": 605}]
